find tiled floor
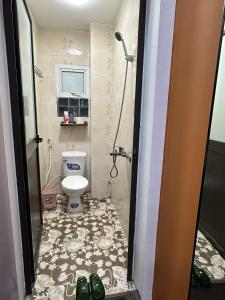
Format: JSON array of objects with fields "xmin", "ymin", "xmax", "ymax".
[
  {"xmin": 32, "ymin": 193, "xmax": 134, "ymax": 299},
  {"xmin": 194, "ymin": 231, "xmax": 225, "ymax": 283}
]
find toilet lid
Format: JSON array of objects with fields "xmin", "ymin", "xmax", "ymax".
[{"xmin": 62, "ymin": 176, "xmax": 88, "ymax": 190}]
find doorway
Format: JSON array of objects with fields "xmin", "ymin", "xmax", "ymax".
[
  {"xmin": 189, "ymin": 9, "xmax": 225, "ymax": 300},
  {"xmin": 3, "ymin": 0, "xmax": 146, "ymax": 297}
]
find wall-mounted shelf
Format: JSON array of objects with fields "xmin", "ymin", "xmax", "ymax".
[{"xmin": 60, "ymin": 121, "xmax": 88, "ymax": 127}]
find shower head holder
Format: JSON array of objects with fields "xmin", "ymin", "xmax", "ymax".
[{"xmin": 115, "ymin": 31, "xmax": 134, "ymax": 62}]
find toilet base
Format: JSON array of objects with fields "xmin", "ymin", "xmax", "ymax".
[{"xmin": 67, "ymin": 195, "xmax": 82, "ymax": 213}]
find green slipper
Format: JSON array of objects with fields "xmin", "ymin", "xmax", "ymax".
[
  {"xmin": 76, "ymin": 276, "xmax": 91, "ymax": 300},
  {"xmin": 191, "ymin": 272, "xmax": 200, "ymax": 288},
  {"xmin": 193, "ymin": 265, "xmax": 211, "ymax": 287},
  {"xmin": 89, "ymin": 273, "xmax": 105, "ymax": 300}
]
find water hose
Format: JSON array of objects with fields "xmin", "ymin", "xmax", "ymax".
[{"xmin": 110, "ymin": 60, "xmax": 129, "ymax": 178}]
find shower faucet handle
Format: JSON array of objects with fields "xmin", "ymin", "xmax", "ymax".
[
  {"xmin": 110, "ymin": 146, "xmax": 128, "ymax": 158},
  {"xmin": 119, "ymin": 147, "xmax": 125, "ymax": 155},
  {"xmin": 126, "ymin": 55, "xmax": 134, "ymax": 62}
]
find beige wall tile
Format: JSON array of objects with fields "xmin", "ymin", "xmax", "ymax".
[
  {"xmin": 39, "ymin": 28, "xmax": 90, "ymax": 57},
  {"xmin": 111, "ymin": 0, "xmax": 140, "ymax": 237},
  {"xmin": 90, "ymin": 1, "xmax": 140, "ymax": 237},
  {"xmin": 90, "ymin": 23, "xmax": 114, "ymax": 197},
  {"xmin": 35, "ymin": 28, "xmax": 91, "ymax": 188}
]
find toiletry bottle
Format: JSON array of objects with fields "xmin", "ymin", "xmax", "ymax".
[
  {"xmin": 64, "ymin": 111, "xmax": 69, "ymax": 124},
  {"xmin": 69, "ymin": 113, "xmax": 74, "ymax": 123}
]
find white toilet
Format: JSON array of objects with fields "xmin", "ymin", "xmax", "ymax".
[{"xmin": 61, "ymin": 151, "xmax": 88, "ymax": 213}]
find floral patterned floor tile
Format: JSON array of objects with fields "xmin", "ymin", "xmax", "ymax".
[
  {"xmin": 194, "ymin": 231, "xmax": 225, "ymax": 283},
  {"xmin": 32, "ymin": 193, "xmax": 134, "ymax": 299}
]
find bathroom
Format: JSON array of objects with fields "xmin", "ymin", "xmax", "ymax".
[{"xmin": 14, "ymin": 0, "xmax": 141, "ymax": 298}]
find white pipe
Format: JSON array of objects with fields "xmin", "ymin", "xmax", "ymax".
[
  {"xmin": 42, "ymin": 138, "xmax": 62, "ymax": 190},
  {"xmin": 43, "ymin": 138, "xmax": 53, "ymax": 188}
]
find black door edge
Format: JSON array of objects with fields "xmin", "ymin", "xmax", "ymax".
[
  {"xmin": 127, "ymin": 0, "xmax": 147, "ymax": 281},
  {"xmin": 2, "ymin": 0, "xmax": 42, "ymax": 294}
]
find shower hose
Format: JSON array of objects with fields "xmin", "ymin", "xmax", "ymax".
[{"xmin": 110, "ymin": 59, "xmax": 129, "ymax": 178}]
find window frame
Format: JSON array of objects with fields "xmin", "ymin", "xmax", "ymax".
[{"xmin": 56, "ymin": 64, "xmax": 90, "ymax": 98}]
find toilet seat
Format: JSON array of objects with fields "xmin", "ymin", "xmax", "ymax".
[{"xmin": 62, "ymin": 175, "xmax": 88, "ymax": 191}]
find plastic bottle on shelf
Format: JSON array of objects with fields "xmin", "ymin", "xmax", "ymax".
[
  {"xmin": 64, "ymin": 111, "xmax": 69, "ymax": 124},
  {"xmin": 69, "ymin": 113, "xmax": 74, "ymax": 123}
]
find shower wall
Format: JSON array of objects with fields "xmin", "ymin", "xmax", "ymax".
[
  {"xmin": 90, "ymin": 0, "xmax": 140, "ymax": 236},
  {"xmin": 90, "ymin": 23, "xmax": 114, "ymax": 198},
  {"xmin": 111, "ymin": 0, "xmax": 140, "ymax": 237}
]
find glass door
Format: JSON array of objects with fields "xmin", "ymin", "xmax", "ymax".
[{"xmin": 16, "ymin": 0, "xmax": 42, "ymax": 264}]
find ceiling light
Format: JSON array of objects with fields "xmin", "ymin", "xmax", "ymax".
[
  {"xmin": 68, "ymin": 49, "xmax": 82, "ymax": 56},
  {"xmin": 65, "ymin": 0, "xmax": 89, "ymax": 6}
]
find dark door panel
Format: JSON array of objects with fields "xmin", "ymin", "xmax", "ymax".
[{"xmin": 199, "ymin": 140, "xmax": 225, "ymax": 256}]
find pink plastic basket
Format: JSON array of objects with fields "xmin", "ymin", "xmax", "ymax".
[{"xmin": 42, "ymin": 188, "xmax": 57, "ymax": 210}]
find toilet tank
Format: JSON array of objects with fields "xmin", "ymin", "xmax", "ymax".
[{"xmin": 62, "ymin": 151, "xmax": 86, "ymax": 177}]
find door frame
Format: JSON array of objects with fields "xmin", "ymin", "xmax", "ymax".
[
  {"xmin": 152, "ymin": 0, "xmax": 225, "ymax": 299},
  {"xmin": 2, "ymin": 0, "xmax": 147, "ymax": 292},
  {"xmin": 127, "ymin": 0, "xmax": 147, "ymax": 280},
  {"xmin": 188, "ymin": 8, "xmax": 225, "ymax": 299},
  {"xmin": 2, "ymin": 0, "xmax": 42, "ymax": 294}
]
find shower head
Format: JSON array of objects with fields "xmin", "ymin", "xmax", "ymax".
[
  {"xmin": 115, "ymin": 31, "xmax": 123, "ymax": 41},
  {"xmin": 114, "ymin": 31, "xmax": 134, "ymax": 62}
]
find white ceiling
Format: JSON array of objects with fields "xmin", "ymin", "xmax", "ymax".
[{"xmin": 26, "ymin": 0, "xmax": 123, "ymax": 30}]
